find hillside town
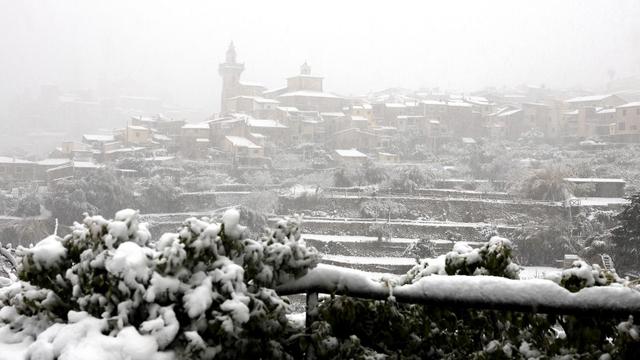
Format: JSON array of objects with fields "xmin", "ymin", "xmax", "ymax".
[
  {"xmin": 2, "ymin": 1, "xmax": 640, "ymax": 358},
  {"xmin": 3, "ymin": 43, "xmax": 640, "ymax": 188}
]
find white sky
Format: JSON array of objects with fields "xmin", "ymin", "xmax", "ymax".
[{"xmin": 0, "ymin": 0, "xmax": 639, "ymax": 113}]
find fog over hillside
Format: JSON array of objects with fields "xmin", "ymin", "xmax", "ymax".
[
  {"xmin": 1, "ymin": 0, "xmax": 639, "ymax": 115},
  {"xmin": 2, "ymin": 2, "xmax": 640, "ymax": 359}
]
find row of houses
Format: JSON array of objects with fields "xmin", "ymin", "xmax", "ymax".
[
  {"xmin": 0, "ymin": 156, "xmax": 103, "ymax": 184},
  {"xmin": 487, "ymin": 94, "xmax": 640, "ymax": 141},
  {"xmin": 214, "ymin": 44, "xmax": 640, "ymax": 161}
]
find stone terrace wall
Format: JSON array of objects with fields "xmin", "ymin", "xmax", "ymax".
[{"xmin": 279, "ymin": 195, "xmax": 566, "ymax": 225}]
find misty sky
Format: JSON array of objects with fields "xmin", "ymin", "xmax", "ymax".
[{"xmin": 1, "ymin": 0, "xmax": 639, "ymax": 114}]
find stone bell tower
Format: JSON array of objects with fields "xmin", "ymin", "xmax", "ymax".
[{"xmin": 218, "ymin": 42, "xmax": 245, "ymax": 114}]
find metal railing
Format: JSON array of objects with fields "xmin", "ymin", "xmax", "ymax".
[{"xmin": 276, "ymin": 265, "xmax": 640, "ymax": 329}]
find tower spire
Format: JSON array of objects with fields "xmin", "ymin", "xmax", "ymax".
[
  {"xmin": 226, "ymin": 41, "xmax": 237, "ymax": 64},
  {"xmin": 300, "ymin": 60, "xmax": 311, "ymax": 75},
  {"xmin": 219, "ymin": 42, "xmax": 244, "ymax": 114}
]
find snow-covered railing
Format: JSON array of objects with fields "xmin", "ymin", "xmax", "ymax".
[{"xmin": 277, "ymin": 265, "xmax": 640, "ymax": 326}]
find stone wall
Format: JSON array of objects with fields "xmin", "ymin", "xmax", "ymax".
[{"xmin": 279, "ymin": 195, "xmax": 566, "ymax": 225}]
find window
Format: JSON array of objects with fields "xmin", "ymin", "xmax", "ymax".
[
  {"xmin": 623, "ymin": 109, "xmax": 627, "ymax": 116},
  {"xmin": 618, "ymin": 122, "xmax": 626, "ymax": 130}
]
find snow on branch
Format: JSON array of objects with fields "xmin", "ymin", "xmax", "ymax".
[{"xmin": 277, "ymin": 264, "xmax": 640, "ymax": 316}]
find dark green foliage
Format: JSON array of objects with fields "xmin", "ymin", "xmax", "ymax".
[
  {"xmin": 385, "ymin": 166, "xmax": 433, "ymax": 192},
  {"xmin": 511, "ymin": 220, "xmax": 578, "ymax": 266},
  {"xmin": 360, "ymin": 199, "xmax": 408, "ymax": 219},
  {"xmin": 469, "ymin": 144, "xmax": 517, "ymax": 182},
  {"xmin": 11, "ymin": 194, "xmax": 41, "ymax": 217},
  {"xmin": 136, "ymin": 175, "xmax": 183, "ymax": 213},
  {"xmin": 314, "ymin": 237, "xmax": 639, "ymax": 358},
  {"xmin": 333, "ymin": 168, "xmax": 352, "ymax": 187},
  {"xmin": 240, "ymin": 191, "xmax": 278, "ymax": 216},
  {"xmin": 610, "ymin": 193, "xmax": 640, "ymax": 274},
  {"xmin": 44, "ymin": 170, "xmax": 134, "ymax": 225},
  {"xmin": 361, "ymin": 160, "xmax": 388, "ymax": 185},
  {"xmin": 519, "ymin": 165, "xmax": 574, "ymax": 201},
  {"xmin": 115, "ymin": 157, "xmax": 149, "ymax": 175}
]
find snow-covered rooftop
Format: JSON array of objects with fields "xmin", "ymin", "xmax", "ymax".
[
  {"xmin": 277, "ymin": 106, "xmax": 300, "ymax": 112},
  {"xmin": 238, "ymin": 81, "xmax": 265, "ymax": 88},
  {"xmin": 254, "ymin": 97, "xmax": 280, "ymax": 104},
  {"xmin": 278, "ymin": 90, "xmax": 340, "ymax": 99},
  {"xmin": 153, "ymin": 134, "xmax": 171, "ymax": 141},
  {"xmin": 246, "ymin": 119, "xmax": 287, "ymax": 128},
  {"xmin": 225, "ymin": 136, "xmax": 262, "ymax": 149},
  {"xmin": 497, "ymin": 108, "xmax": 522, "ymax": 117},
  {"xmin": 104, "ymin": 146, "xmax": 146, "ymax": 155},
  {"xmin": 421, "ymin": 100, "xmax": 447, "ymax": 106},
  {"xmin": 82, "ymin": 134, "xmax": 115, "ymax": 142},
  {"xmin": 447, "ymin": 101, "xmax": 472, "ymax": 108},
  {"xmin": 464, "ymin": 95, "xmax": 493, "ymax": 105},
  {"xmin": 0, "ymin": 157, "xmax": 33, "ymax": 165},
  {"xmin": 335, "ymin": 148, "xmax": 367, "ymax": 158},
  {"xmin": 352, "ymin": 104, "xmax": 373, "ymax": 110},
  {"xmin": 230, "ymin": 95, "xmax": 279, "ymax": 104},
  {"xmin": 617, "ymin": 101, "xmax": 640, "ymax": 109},
  {"xmin": 321, "ymin": 112, "xmax": 346, "ymax": 117},
  {"xmin": 127, "ymin": 125, "xmax": 149, "ymax": 131},
  {"xmin": 566, "ymin": 94, "xmax": 614, "ymax": 103},
  {"xmin": 36, "ymin": 158, "xmax": 71, "ymax": 167},
  {"xmin": 182, "ymin": 123, "xmax": 210, "ymax": 130},
  {"xmin": 350, "ymin": 115, "xmax": 368, "ymax": 121},
  {"xmin": 72, "ymin": 161, "xmax": 103, "ymax": 169}
]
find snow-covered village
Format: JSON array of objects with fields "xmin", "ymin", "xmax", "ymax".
[{"xmin": 1, "ymin": 1, "xmax": 640, "ymax": 359}]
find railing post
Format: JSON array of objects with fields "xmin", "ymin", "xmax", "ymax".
[
  {"xmin": 305, "ymin": 292, "xmax": 319, "ymax": 360},
  {"xmin": 306, "ymin": 291, "xmax": 318, "ymax": 331}
]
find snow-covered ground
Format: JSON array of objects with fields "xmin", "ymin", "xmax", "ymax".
[
  {"xmin": 322, "ymin": 254, "xmax": 422, "ymax": 266},
  {"xmin": 303, "ymin": 233, "xmax": 485, "ymax": 246},
  {"xmin": 519, "ymin": 266, "xmax": 562, "ymax": 280},
  {"xmin": 304, "ymin": 233, "xmax": 420, "ymax": 243},
  {"xmin": 572, "ymin": 197, "xmax": 630, "ymax": 207},
  {"xmin": 296, "ymin": 217, "xmax": 517, "ymax": 229},
  {"xmin": 0, "ymin": 339, "xmax": 30, "ymax": 360}
]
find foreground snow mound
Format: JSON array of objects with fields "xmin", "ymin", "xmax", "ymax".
[
  {"xmin": 0, "ymin": 208, "xmax": 320, "ymax": 359},
  {"xmin": 25, "ymin": 311, "xmax": 171, "ymax": 360}
]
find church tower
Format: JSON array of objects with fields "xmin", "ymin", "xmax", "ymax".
[
  {"xmin": 218, "ymin": 42, "xmax": 245, "ymax": 114},
  {"xmin": 300, "ymin": 61, "xmax": 311, "ymax": 75}
]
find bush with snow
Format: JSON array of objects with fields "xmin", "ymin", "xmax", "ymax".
[
  {"xmin": 315, "ymin": 236, "xmax": 640, "ymax": 358},
  {"xmin": 0, "ymin": 208, "xmax": 319, "ymax": 359},
  {"xmin": 2, "ymin": 208, "xmax": 639, "ymax": 358}
]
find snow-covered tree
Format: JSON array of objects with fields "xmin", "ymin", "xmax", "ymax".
[
  {"xmin": 610, "ymin": 193, "xmax": 640, "ymax": 274},
  {"xmin": 1, "ymin": 208, "xmax": 319, "ymax": 359}
]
